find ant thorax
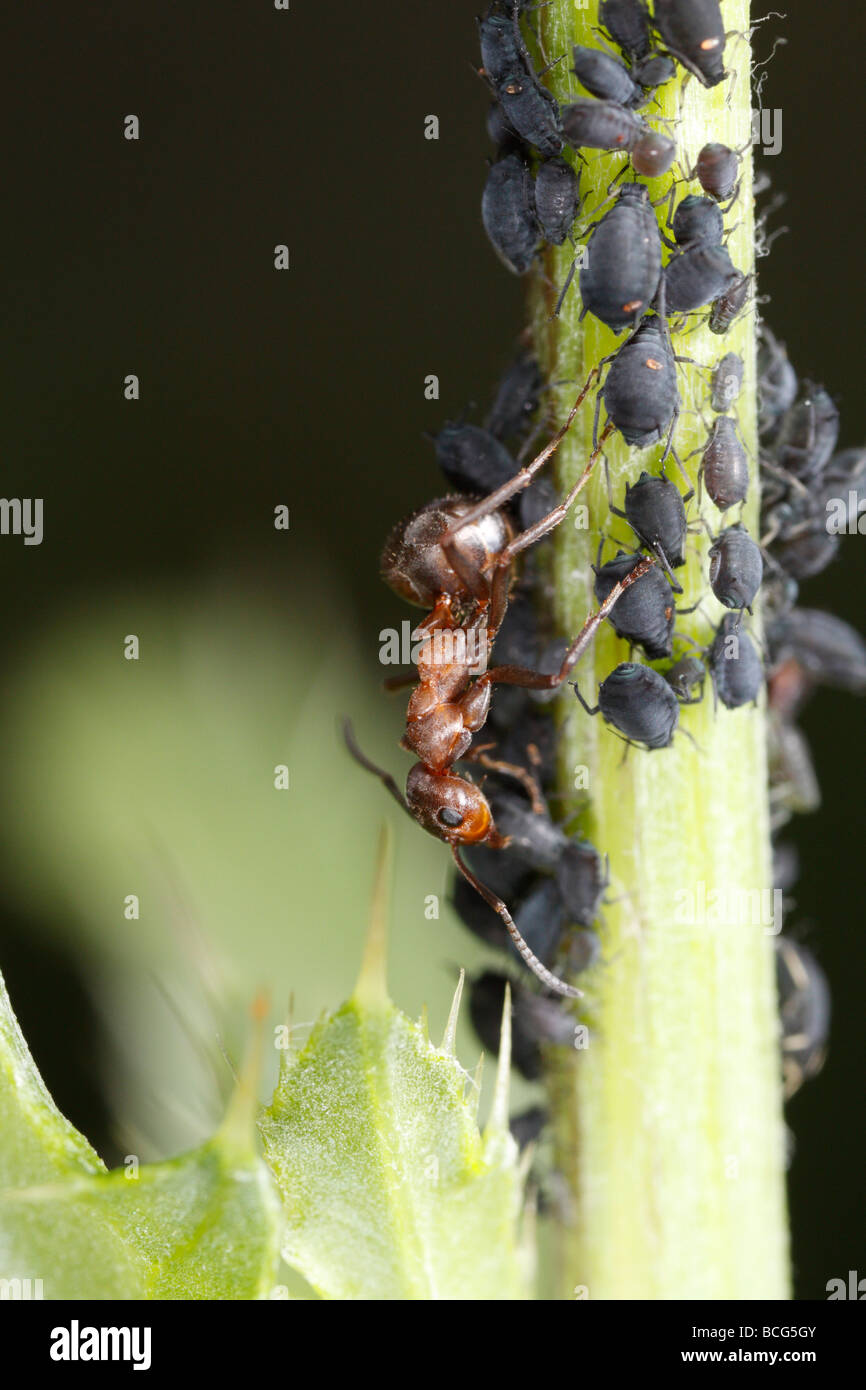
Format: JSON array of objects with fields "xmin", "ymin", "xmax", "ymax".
[{"xmin": 404, "ymin": 618, "xmax": 493, "ymax": 772}]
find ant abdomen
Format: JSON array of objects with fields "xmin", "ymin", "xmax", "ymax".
[{"xmin": 381, "ymin": 497, "xmax": 512, "ymax": 607}]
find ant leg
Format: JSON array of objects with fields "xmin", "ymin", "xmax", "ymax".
[
  {"xmin": 382, "ymin": 670, "xmax": 419, "ymax": 693},
  {"xmin": 495, "ymin": 420, "xmax": 616, "ymax": 567},
  {"xmin": 439, "ymin": 366, "xmax": 606, "ymax": 543},
  {"xmin": 462, "ymin": 745, "xmax": 546, "ymax": 815},
  {"xmin": 452, "ymin": 846, "xmax": 581, "ymax": 999},
  {"xmin": 483, "ymin": 558, "xmax": 655, "ymax": 692},
  {"xmin": 485, "ymin": 561, "xmax": 512, "ymax": 647},
  {"xmin": 342, "ymin": 719, "xmax": 409, "ymax": 815}
]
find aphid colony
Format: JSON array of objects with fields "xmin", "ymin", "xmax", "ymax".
[{"xmin": 347, "ymin": 3, "xmax": 852, "ymax": 1132}]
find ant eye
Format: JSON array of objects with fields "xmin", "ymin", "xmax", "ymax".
[{"xmin": 438, "ymin": 807, "xmax": 464, "ymax": 828}]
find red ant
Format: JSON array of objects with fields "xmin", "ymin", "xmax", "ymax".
[{"xmin": 345, "ymin": 391, "xmax": 651, "ymax": 998}]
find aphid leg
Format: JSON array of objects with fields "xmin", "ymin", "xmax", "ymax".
[
  {"xmin": 537, "ymin": 52, "xmax": 566, "ymax": 80},
  {"xmin": 589, "ymin": 372, "xmax": 608, "ymax": 447},
  {"xmin": 759, "ymin": 458, "xmax": 809, "ymax": 500},
  {"xmin": 666, "ymin": 439, "xmax": 694, "ymax": 495},
  {"xmin": 572, "ymin": 682, "xmax": 600, "ymax": 717},
  {"xmin": 654, "ymin": 180, "xmax": 679, "ymax": 242},
  {"xmin": 723, "ymin": 65, "xmax": 737, "ymax": 110},
  {"xmin": 673, "ymin": 352, "xmax": 702, "ymax": 368},
  {"xmin": 551, "ymin": 257, "xmax": 578, "ymax": 319},
  {"xmin": 342, "ymin": 718, "xmax": 409, "ymax": 815},
  {"xmin": 650, "ymin": 541, "xmax": 684, "ymax": 594},
  {"xmin": 452, "ymin": 846, "xmax": 581, "ymax": 999},
  {"xmin": 604, "ymin": 455, "xmax": 624, "ymax": 513},
  {"xmin": 675, "ymin": 597, "xmax": 703, "ymax": 617},
  {"xmin": 514, "ymin": 417, "xmax": 546, "ymax": 465}
]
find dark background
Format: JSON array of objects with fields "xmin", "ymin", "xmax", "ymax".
[{"xmin": 2, "ymin": 1, "xmax": 863, "ymax": 1299}]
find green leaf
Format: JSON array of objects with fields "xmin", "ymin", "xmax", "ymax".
[
  {"xmin": 260, "ymin": 852, "xmax": 529, "ymax": 1301},
  {"xmin": 0, "ymin": 969, "xmax": 282, "ymax": 1299},
  {"xmin": 261, "ymin": 996, "xmax": 528, "ymax": 1301}
]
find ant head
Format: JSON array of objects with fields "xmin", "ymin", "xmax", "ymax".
[
  {"xmin": 405, "ymin": 764, "xmax": 504, "ymax": 846},
  {"xmin": 381, "ymin": 497, "xmax": 512, "ymax": 608}
]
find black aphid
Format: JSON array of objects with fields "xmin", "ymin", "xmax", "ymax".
[
  {"xmin": 708, "ymin": 271, "xmax": 752, "ymax": 334},
  {"xmin": 555, "ymin": 840, "xmax": 609, "ymax": 930},
  {"xmin": 482, "ymin": 153, "xmax": 538, "ymax": 275},
  {"xmin": 767, "ymin": 609, "xmax": 866, "ymax": 695},
  {"xmin": 664, "ymin": 654, "xmax": 706, "ymax": 703},
  {"xmin": 710, "ymin": 352, "xmax": 744, "ymax": 412},
  {"xmin": 468, "ymin": 970, "xmax": 574, "ymax": 1082},
  {"xmin": 575, "ymin": 661, "xmax": 681, "ymax": 749},
  {"xmin": 593, "ymin": 548, "xmax": 676, "ymax": 658},
  {"xmin": 708, "ymin": 614, "xmax": 763, "ymax": 709},
  {"xmin": 693, "ymin": 141, "xmax": 742, "ymax": 203},
  {"xmin": 572, "ymin": 45, "xmax": 643, "ymax": 108},
  {"xmin": 561, "ymin": 98, "xmax": 676, "ymax": 176},
  {"xmin": 708, "ymin": 524, "xmax": 763, "ymax": 614},
  {"xmin": 758, "ymin": 326, "xmax": 798, "ymax": 437},
  {"xmin": 599, "ymin": 0, "xmax": 651, "ymax": 60},
  {"xmin": 770, "ymin": 383, "xmax": 839, "ymax": 482},
  {"xmin": 534, "ymin": 156, "xmax": 580, "ymax": 245},
  {"xmin": 433, "ymin": 422, "xmax": 516, "ymax": 495},
  {"xmin": 653, "ymin": 0, "xmax": 727, "ymax": 88},
  {"xmin": 697, "ymin": 416, "xmax": 750, "ymax": 511},
  {"xmin": 609, "ymin": 470, "xmax": 689, "ymax": 586},
  {"xmin": 775, "ymin": 938, "xmax": 830, "ymax": 1101},
  {"xmin": 484, "ymin": 349, "xmax": 542, "ymax": 442},
  {"xmin": 671, "ymin": 193, "xmax": 724, "ymax": 248},
  {"xmin": 598, "ymin": 316, "xmax": 680, "ymax": 457},
  {"xmin": 579, "ymin": 183, "xmax": 662, "ymax": 334}
]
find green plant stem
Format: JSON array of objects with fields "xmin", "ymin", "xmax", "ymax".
[{"xmin": 529, "ymin": 0, "xmax": 790, "ymax": 1299}]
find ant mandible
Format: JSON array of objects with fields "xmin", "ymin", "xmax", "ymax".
[{"xmin": 345, "ymin": 390, "xmax": 652, "ymax": 999}]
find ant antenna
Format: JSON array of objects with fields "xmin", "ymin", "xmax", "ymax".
[
  {"xmin": 342, "ymin": 718, "xmax": 408, "ymax": 813},
  {"xmin": 452, "ymin": 846, "xmax": 581, "ymax": 1000}
]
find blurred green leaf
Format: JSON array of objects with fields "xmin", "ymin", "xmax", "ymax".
[
  {"xmin": 261, "ymin": 925, "xmax": 529, "ymax": 1301},
  {"xmin": 0, "ymin": 574, "xmax": 493, "ymax": 1153},
  {"xmin": 0, "ymin": 969, "xmax": 282, "ymax": 1299}
]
